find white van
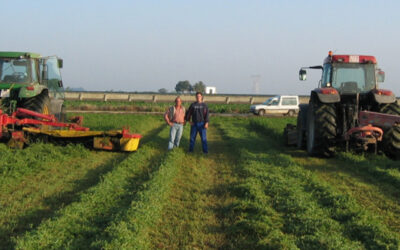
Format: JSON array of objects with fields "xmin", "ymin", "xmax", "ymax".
[{"xmin": 250, "ymin": 95, "xmax": 299, "ymax": 116}]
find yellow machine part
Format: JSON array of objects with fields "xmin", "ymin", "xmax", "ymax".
[
  {"xmin": 120, "ymin": 137, "xmax": 140, "ymax": 151},
  {"xmin": 23, "ymin": 128, "xmax": 140, "ymax": 152},
  {"xmin": 93, "ymin": 136, "xmax": 140, "ymax": 152}
]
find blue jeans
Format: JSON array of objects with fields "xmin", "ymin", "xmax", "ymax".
[
  {"xmin": 189, "ymin": 122, "xmax": 208, "ymax": 153},
  {"xmin": 168, "ymin": 123, "xmax": 184, "ymax": 150}
]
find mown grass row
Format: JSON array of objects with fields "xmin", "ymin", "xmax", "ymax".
[
  {"xmin": 102, "ymin": 148, "xmax": 186, "ymax": 249},
  {"xmin": 14, "ymin": 137, "xmax": 165, "ymax": 249},
  {"xmin": 0, "ymin": 143, "xmax": 89, "ymax": 178},
  {"xmin": 0, "ymin": 114, "xmax": 164, "ymax": 249},
  {"xmin": 65, "ymin": 100, "xmax": 250, "ymax": 113},
  {"xmin": 217, "ymin": 116, "xmax": 400, "ymax": 249},
  {"xmin": 251, "ymin": 118, "xmax": 400, "ymax": 248},
  {"xmin": 8, "ymin": 115, "xmax": 165, "ymax": 249}
]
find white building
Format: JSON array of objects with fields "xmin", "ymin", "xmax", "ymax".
[{"xmin": 205, "ymin": 86, "xmax": 217, "ymax": 94}]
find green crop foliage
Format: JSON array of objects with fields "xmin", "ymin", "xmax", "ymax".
[
  {"xmin": 64, "ymin": 100, "xmax": 250, "ymax": 113},
  {"xmin": 0, "ymin": 114, "xmax": 399, "ymax": 249}
]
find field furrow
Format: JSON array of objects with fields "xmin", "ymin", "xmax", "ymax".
[
  {"xmin": 146, "ymin": 123, "xmax": 238, "ymax": 249},
  {"xmin": 1, "ymin": 113, "xmax": 399, "ymax": 249}
]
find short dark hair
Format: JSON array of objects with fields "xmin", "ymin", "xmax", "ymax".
[{"xmin": 196, "ymin": 92, "xmax": 203, "ymax": 96}]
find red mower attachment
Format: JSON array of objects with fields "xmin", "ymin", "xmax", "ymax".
[{"xmin": 0, "ymin": 108, "xmax": 141, "ymax": 151}]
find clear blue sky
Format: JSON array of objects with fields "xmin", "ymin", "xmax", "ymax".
[{"xmin": 2, "ymin": 0, "xmax": 400, "ymax": 95}]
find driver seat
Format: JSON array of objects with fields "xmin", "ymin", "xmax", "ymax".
[
  {"xmin": 3, "ymin": 75, "xmax": 15, "ymax": 82},
  {"xmin": 340, "ymin": 81, "xmax": 358, "ymax": 94}
]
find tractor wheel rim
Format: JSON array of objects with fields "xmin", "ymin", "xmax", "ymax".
[{"xmin": 43, "ymin": 105, "xmax": 49, "ymax": 115}]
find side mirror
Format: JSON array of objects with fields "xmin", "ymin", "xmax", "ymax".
[
  {"xmin": 299, "ymin": 69, "xmax": 307, "ymax": 81},
  {"xmin": 377, "ymin": 70, "xmax": 385, "ymax": 83},
  {"xmin": 58, "ymin": 59, "xmax": 63, "ymax": 69}
]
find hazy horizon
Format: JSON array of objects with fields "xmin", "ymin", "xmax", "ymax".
[{"xmin": 2, "ymin": 0, "xmax": 400, "ymax": 96}]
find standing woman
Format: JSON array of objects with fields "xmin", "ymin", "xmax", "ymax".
[
  {"xmin": 164, "ymin": 96, "xmax": 186, "ymax": 150},
  {"xmin": 185, "ymin": 92, "xmax": 209, "ymax": 153}
]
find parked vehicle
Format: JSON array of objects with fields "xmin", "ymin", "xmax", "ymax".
[{"xmin": 250, "ymin": 95, "xmax": 299, "ymax": 116}]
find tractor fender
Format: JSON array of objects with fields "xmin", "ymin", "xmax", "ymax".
[
  {"xmin": 311, "ymin": 88, "xmax": 340, "ymax": 103},
  {"xmin": 18, "ymin": 84, "xmax": 48, "ymax": 99},
  {"xmin": 370, "ymin": 89, "xmax": 397, "ymax": 104}
]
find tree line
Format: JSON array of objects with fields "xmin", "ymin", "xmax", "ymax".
[{"xmin": 158, "ymin": 81, "xmax": 206, "ymax": 94}]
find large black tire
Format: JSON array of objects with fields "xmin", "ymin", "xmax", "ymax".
[
  {"xmin": 258, "ymin": 109, "xmax": 265, "ymax": 116},
  {"xmin": 296, "ymin": 104, "xmax": 308, "ymax": 149},
  {"xmin": 377, "ymin": 102, "xmax": 400, "ymax": 115},
  {"xmin": 306, "ymin": 102, "xmax": 337, "ymax": 157},
  {"xmin": 377, "ymin": 102, "xmax": 400, "ymax": 160},
  {"xmin": 20, "ymin": 92, "xmax": 51, "ymax": 130},
  {"xmin": 21, "ymin": 92, "xmax": 50, "ymax": 115},
  {"xmin": 382, "ymin": 124, "xmax": 400, "ymax": 160}
]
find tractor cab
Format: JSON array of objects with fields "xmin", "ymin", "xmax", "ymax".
[
  {"xmin": 321, "ymin": 53, "xmax": 381, "ymax": 94},
  {"xmin": 299, "ymin": 51, "xmax": 384, "ymax": 95},
  {"xmin": 0, "ymin": 52, "xmax": 64, "ymax": 116}
]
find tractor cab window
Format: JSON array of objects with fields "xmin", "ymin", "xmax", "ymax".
[
  {"xmin": 0, "ymin": 58, "xmax": 32, "ymax": 83},
  {"xmin": 40, "ymin": 57, "xmax": 64, "ymax": 99},
  {"xmin": 330, "ymin": 63, "xmax": 376, "ymax": 93},
  {"xmin": 321, "ymin": 64, "xmax": 332, "ymax": 87}
]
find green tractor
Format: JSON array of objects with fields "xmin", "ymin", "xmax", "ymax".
[{"xmin": 0, "ymin": 51, "xmax": 65, "ymax": 120}]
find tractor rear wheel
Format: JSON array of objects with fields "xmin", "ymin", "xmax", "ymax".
[
  {"xmin": 377, "ymin": 102, "xmax": 400, "ymax": 115},
  {"xmin": 382, "ymin": 124, "xmax": 400, "ymax": 160},
  {"xmin": 20, "ymin": 92, "xmax": 51, "ymax": 130},
  {"xmin": 377, "ymin": 102, "xmax": 400, "ymax": 160},
  {"xmin": 21, "ymin": 92, "xmax": 50, "ymax": 115},
  {"xmin": 307, "ymin": 102, "xmax": 337, "ymax": 157}
]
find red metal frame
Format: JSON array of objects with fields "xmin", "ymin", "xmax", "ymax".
[
  {"xmin": 359, "ymin": 110, "xmax": 400, "ymax": 128},
  {"xmin": 344, "ymin": 110, "xmax": 399, "ymax": 150},
  {"xmin": 121, "ymin": 128, "xmax": 142, "ymax": 139},
  {"xmin": 0, "ymin": 108, "xmax": 89, "ymax": 140},
  {"xmin": 0, "ymin": 108, "xmax": 141, "ymax": 143}
]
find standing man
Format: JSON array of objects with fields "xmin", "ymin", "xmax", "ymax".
[
  {"xmin": 185, "ymin": 92, "xmax": 209, "ymax": 153},
  {"xmin": 164, "ymin": 96, "xmax": 186, "ymax": 150}
]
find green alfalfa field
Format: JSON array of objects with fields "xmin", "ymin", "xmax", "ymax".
[{"xmin": 0, "ymin": 113, "xmax": 400, "ymax": 249}]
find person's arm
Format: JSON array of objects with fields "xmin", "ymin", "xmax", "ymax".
[
  {"xmin": 204, "ymin": 103, "xmax": 209, "ymax": 129},
  {"xmin": 164, "ymin": 108, "xmax": 173, "ymax": 126},
  {"xmin": 185, "ymin": 104, "xmax": 194, "ymax": 125}
]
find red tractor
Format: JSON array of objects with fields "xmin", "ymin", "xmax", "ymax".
[{"xmin": 295, "ymin": 51, "xmax": 400, "ymax": 159}]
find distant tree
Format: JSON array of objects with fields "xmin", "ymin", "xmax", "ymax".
[
  {"xmin": 158, "ymin": 88, "xmax": 168, "ymax": 94},
  {"xmin": 175, "ymin": 80, "xmax": 192, "ymax": 93},
  {"xmin": 193, "ymin": 81, "xmax": 206, "ymax": 93}
]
